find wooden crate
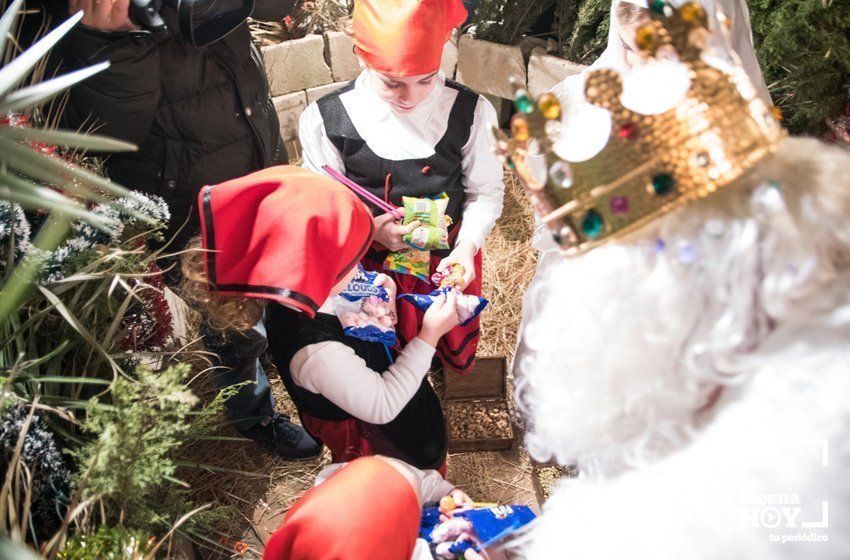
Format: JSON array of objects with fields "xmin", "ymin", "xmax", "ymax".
[
  {"xmin": 445, "ymin": 398, "xmax": 514, "ymax": 453},
  {"xmin": 444, "ymin": 356, "xmax": 507, "ymax": 401}
]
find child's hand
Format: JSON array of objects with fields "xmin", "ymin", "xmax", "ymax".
[
  {"xmin": 374, "ymin": 211, "xmax": 421, "ymax": 252},
  {"xmin": 439, "ymin": 489, "xmax": 474, "ymax": 517},
  {"xmin": 437, "ymin": 240, "xmax": 477, "ymax": 290},
  {"xmin": 420, "ymin": 290, "xmax": 459, "ymax": 346},
  {"xmin": 374, "ymin": 273, "xmax": 398, "ymax": 323}
]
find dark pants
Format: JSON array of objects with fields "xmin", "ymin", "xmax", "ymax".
[{"xmin": 200, "ymin": 319, "xmax": 274, "ymax": 431}]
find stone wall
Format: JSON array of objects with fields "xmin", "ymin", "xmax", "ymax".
[{"xmin": 262, "ymin": 33, "xmax": 585, "ymax": 146}]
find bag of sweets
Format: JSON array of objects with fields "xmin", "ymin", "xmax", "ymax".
[
  {"xmin": 384, "ymin": 193, "xmax": 453, "ymax": 279},
  {"xmin": 334, "ymin": 266, "xmax": 396, "ymax": 346},
  {"xmin": 384, "ymin": 248, "xmax": 431, "ymax": 282},
  {"xmin": 398, "ymin": 289, "xmax": 488, "ymax": 327},
  {"xmin": 420, "ymin": 503, "xmax": 536, "ymax": 558},
  {"xmin": 401, "ymin": 194, "xmax": 451, "ymax": 251}
]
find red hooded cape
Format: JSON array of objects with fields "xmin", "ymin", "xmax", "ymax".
[
  {"xmin": 198, "ymin": 165, "xmax": 374, "ymax": 317},
  {"xmin": 263, "ymin": 457, "xmax": 421, "ymax": 560}
]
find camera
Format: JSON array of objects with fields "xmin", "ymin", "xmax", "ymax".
[{"xmin": 129, "ymin": 0, "xmax": 254, "ymax": 47}]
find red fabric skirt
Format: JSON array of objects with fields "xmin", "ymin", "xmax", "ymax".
[
  {"xmin": 362, "ymin": 250, "xmax": 482, "ymax": 374},
  {"xmin": 301, "ymin": 414, "xmax": 447, "ymax": 477}
]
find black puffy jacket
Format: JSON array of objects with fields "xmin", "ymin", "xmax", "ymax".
[{"xmin": 49, "ymin": 1, "xmax": 294, "ymax": 247}]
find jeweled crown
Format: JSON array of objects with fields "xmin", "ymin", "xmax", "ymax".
[{"xmin": 496, "ymin": 1, "xmax": 786, "ymax": 255}]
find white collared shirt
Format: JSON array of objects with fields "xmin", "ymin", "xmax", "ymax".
[{"xmin": 299, "ymin": 70, "xmax": 505, "ymax": 250}]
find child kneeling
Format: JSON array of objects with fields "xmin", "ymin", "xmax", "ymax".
[{"xmin": 184, "ymin": 165, "xmax": 458, "ymax": 471}]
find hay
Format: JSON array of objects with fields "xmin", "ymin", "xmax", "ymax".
[{"xmin": 478, "ymin": 172, "xmax": 538, "ymax": 365}]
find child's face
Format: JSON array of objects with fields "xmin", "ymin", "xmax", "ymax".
[{"xmin": 368, "ymin": 69, "xmax": 440, "ymax": 113}]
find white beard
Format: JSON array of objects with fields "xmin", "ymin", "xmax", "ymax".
[{"xmin": 513, "ymin": 138, "xmax": 850, "ymax": 557}]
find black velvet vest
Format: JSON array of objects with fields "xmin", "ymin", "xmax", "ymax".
[{"xmin": 316, "ymin": 80, "xmax": 479, "ymax": 259}]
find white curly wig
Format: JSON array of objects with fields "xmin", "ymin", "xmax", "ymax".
[{"xmin": 513, "ymin": 138, "xmax": 850, "ymax": 557}]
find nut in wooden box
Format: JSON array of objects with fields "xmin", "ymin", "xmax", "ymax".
[
  {"xmin": 445, "ymin": 399, "xmax": 514, "ymax": 453},
  {"xmin": 531, "ymin": 462, "xmax": 578, "ymax": 504},
  {"xmin": 444, "ymin": 356, "xmax": 507, "ymax": 401}
]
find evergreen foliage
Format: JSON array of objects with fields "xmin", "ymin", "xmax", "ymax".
[
  {"xmin": 473, "ymin": 0, "xmax": 557, "ymax": 45},
  {"xmin": 73, "ymin": 365, "xmax": 197, "ymax": 524},
  {"xmin": 554, "ymin": 0, "xmax": 610, "ymax": 64},
  {"xmin": 57, "ymin": 527, "xmax": 154, "ymax": 560},
  {"xmin": 749, "ymin": 0, "xmax": 850, "ymax": 135}
]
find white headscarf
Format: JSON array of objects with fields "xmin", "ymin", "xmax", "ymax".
[{"xmin": 552, "ymin": 0, "xmax": 770, "ymax": 105}]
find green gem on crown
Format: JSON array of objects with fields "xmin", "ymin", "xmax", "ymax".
[
  {"xmin": 649, "ymin": 0, "xmax": 667, "ymax": 14},
  {"xmin": 581, "ymin": 210, "xmax": 605, "ymax": 239},
  {"xmin": 651, "ymin": 173, "xmax": 676, "ymax": 195},
  {"xmin": 514, "ymin": 90, "xmax": 535, "ymax": 114}
]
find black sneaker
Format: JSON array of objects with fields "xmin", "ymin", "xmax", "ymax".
[{"xmin": 238, "ymin": 413, "xmax": 322, "ymax": 460}]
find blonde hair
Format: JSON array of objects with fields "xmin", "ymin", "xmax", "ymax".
[{"xmin": 180, "ymin": 237, "xmax": 265, "ymax": 332}]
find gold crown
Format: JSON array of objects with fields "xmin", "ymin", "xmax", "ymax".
[{"xmin": 496, "ymin": 1, "xmax": 786, "ymax": 255}]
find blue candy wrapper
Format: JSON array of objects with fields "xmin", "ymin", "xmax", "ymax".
[
  {"xmin": 456, "ymin": 505, "xmax": 536, "ymax": 547},
  {"xmin": 420, "ymin": 505, "xmax": 442, "ymax": 540},
  {"xmin": 335, "ymin": 266, "xmax": 397, "ymax": 346},
  {"xmin": 398, "ymin": 290, "xmax": 488, "ymax": 327},
  {"xmin": 420, "ymin": 503, "xmax": 536, "ymax": 555}
]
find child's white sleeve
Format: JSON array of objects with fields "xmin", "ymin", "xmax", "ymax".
[
  {"xmin": 412, "ymin": 539, "xmax": 434, "ymax": 560},
  {"xmin": 290, "ymin": 338, "xmax": 436, "ymax": 424},
  {"xmin": 457, "ymin": 96, "xmax": 506, "ymax": 251},
  {"xmin": 298, "ymin": 102, "xmax": 346, "ymax": 175},
  {"xmin": 418, "ymin": 469, "xmax": 456, "ymax": 503}
]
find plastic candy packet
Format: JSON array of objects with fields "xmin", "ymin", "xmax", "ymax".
[
  {"xmin": 398, "ymin": 289, "xmax": 488, "ymax": 327},
  {"xmin": 401, "ymin": 194, "xmax": 451, "ymax": 251},
  {"xmin": 334, "ymin": 266, "xmax": 396, "ymax": 345},
  {"xmin": 431, "ymin": 264, "xmax": 465, "ymax": 290},
  {"xmin": 455, "ymin": 505, "xmax": 536, "ymax": 547},
  {"xmin": 384, "ymin": 248, "xmax": 431, "ymax": 282},
  {"xmin": 420, "ymin": 503, "xmax": 536, "ymax": 558}
]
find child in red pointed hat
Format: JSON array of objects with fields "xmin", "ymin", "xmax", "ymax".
[
  {"xmin": 299, "ymin": 0, "xmax": 505, "ymax": 375},
  {"xmin": 263, "ymin": 456, "xmax": 482, "ymax": 560},
  {"xmin": 183, "ymin": 165, "xmax": 459, "ymax": 471}
]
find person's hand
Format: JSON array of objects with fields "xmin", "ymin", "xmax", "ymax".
[
  {"xmin": 436, "ymin": 240, "xmax": 477, "ymax": 291},
  {"xmin": 431, "ymin": 517, "xmax": 473, "ymax": 545},
  {"xmin": 373, "ymin": 273, "xmax": 398, "ymax": 324},
  {"xmin": 69, "ymin": 0, "xmax": 139, "ymax": 32},
  {"xmin": 439, "ymin": 489, "xmax": 474, "ymax": 518},
  {"xmin": 373, "ymin": 210, "xmax": 420, "ymax": 252},
  {"xmin": 420, "ymin": 290, "xmax": 459, "ymax": 347}
]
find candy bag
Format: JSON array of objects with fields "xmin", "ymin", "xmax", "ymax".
[
  {"xmin": 455, "ymin": 505, "xmax": 536, "ymax": 547},
  {"xmin": 384, "ymin": 249, "xmax": 431, "ymax": 282},
  {"xmin": 398, "ymin": 289, "xmax": 488, "ymax": 327},
  {"xmin": 431, "ymin": 264, "xmax": 465, "ymax": 290},
  {"xmin": 334, "ymin": 266, "xmax": 396, "ymax": 345},
  {"xmin": 420, "ymin": 504, "xmax": 536, "ymax": 556},
  {"xmin": 401, "ymin": 194, "xmax": 451, "ymax": 251}
]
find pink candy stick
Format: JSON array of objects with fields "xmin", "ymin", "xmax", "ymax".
[{"xmin": 322, "ymin": 165, "xmax": 403, "ymax": 219}]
